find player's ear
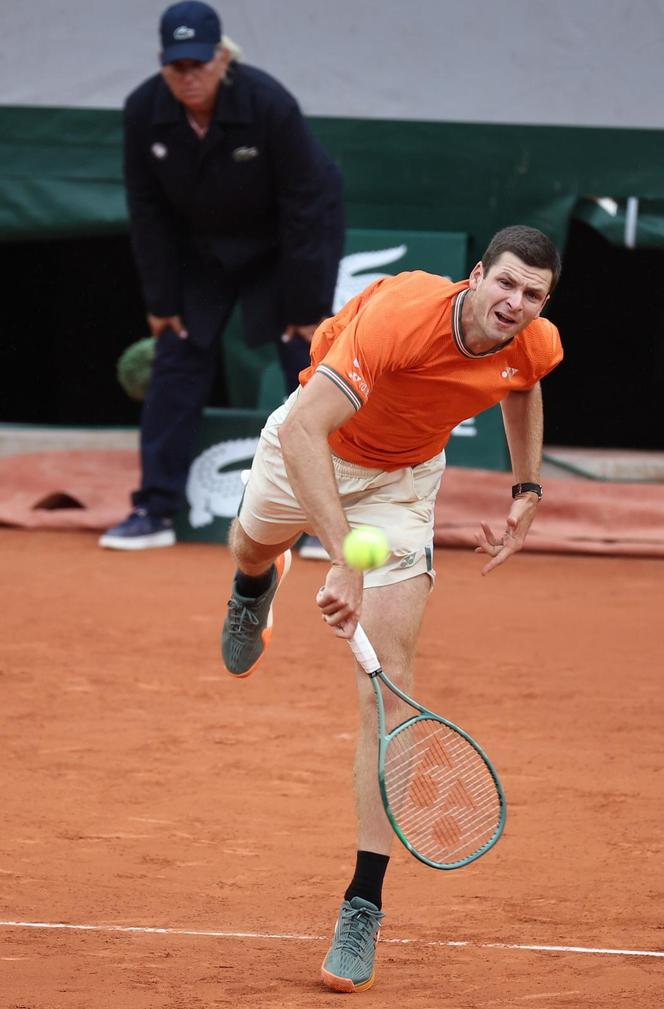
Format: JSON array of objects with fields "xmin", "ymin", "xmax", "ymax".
[{"xmin": 469, "ymin": 262, "xmax": 483, "ymax": 290}]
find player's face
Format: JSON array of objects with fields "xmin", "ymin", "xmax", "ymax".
[
  {"xmin": 161, "ymin": 47, "xmax": 230, "ymax": 113},
  {"xmin": 468, "ymin": 252, "xmax": 552, "ymax": 346}
]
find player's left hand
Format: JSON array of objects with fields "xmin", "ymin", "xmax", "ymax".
[{"xmin": 474, "ymin": 496, "xmax": 539, "ymax": 575}]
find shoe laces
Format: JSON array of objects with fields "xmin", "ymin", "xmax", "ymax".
[
  {"xmin": 336, "ymin": 905, "xmax": 382, "ymax": 957},
  {"xmin": 122, "ymin": 508, "xmax": 149, "ymax": 529},
  {"xmin": 226, "ymin": 597, "xmax": 261, "ymax": 639}
]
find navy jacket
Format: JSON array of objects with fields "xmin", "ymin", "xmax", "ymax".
[{"xmin": 123, "ymin": 64, "xmax": 344, "ymax": 347}]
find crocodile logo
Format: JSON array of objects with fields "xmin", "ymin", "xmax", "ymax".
[
  {"xmin": 185, "ymin": 437, "xmax": 259, "ymax": 528},
  {"xmin": 333, "ymin": 245, "xmax": 408, "ymax": 312}
]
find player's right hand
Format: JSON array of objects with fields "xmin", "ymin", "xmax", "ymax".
[{"xmin": 316, "ymin": 565, "xmax": 363, "ymax": 639}]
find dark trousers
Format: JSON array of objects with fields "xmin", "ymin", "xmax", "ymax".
[{"xmin": 132, "ymin": 326, "xmax": 312, "ymax": 518}]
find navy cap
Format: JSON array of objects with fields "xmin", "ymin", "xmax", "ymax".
[{"xmin": 160, "ymin": 2, "xmax": 222, "ymax": 65}]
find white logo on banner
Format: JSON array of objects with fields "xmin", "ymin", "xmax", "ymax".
[
  {"xmin": 186, "ymin": 437, "xmax": 259, "ymax": 527},
  {"xmin": 333, "ymin": 245, "xmax": 408, "ymax": 312},
  {"xmin": 451, "ymin": 418, "xmax": 477, "ymax": 438}
]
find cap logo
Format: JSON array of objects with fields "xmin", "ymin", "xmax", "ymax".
[{"xmin": 173, "ymin": 25, "xmax": 195, "ymax": 40}]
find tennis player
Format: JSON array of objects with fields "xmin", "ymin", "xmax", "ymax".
[{"xmin": 221, "ymin": 225, "xmax": 563, "ymax": 991}]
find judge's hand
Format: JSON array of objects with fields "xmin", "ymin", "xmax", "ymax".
[
  {"xmin": 281, "ymin": 323, "xmax": 319, "ymax": 344},
  {"xmin": 147, "ymin": 314, "xmax": 188, "ymax": 340}
]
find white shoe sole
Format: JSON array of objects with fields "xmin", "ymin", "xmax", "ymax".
[
  {"xmin": 98, "ymin": 530, "xmax": 176, "ymax": 550},
  {"xmin": 266, "ymin": 548, "xmax": 292, "ymax": 631}
]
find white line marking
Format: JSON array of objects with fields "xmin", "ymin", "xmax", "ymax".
[
  {"xmin": 519, "ymin": 994, "xmax": 582, "ymax": 1002},
  {"xmin": 0, "ymin": 922, "xmax": 317, "ymax": 941},
  {"xmin": 0, "ymin": 921, "xmax": 661, "ymax": 959}
]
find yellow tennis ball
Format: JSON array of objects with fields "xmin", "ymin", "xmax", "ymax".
[{"xmin": 343, "ymin": 526, "xmax": 390, "ymax": 571}]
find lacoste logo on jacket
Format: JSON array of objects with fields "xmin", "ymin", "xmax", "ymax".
[
  {"xmin": 232, "ymin": 146, "xmax": 259, "ymax": 162},
  {"xmin": 174, "ymin": 26, "xmax": 195, "ymax": 40}
]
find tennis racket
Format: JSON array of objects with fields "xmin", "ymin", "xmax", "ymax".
[{"xmin": 348, "ymin": 624, "xmax": 506, "ymax": 870}]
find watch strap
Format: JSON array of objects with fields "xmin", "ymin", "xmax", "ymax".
[{"xmin": 512, "ymin": 482, "xmax": 543, "ymax": 500}]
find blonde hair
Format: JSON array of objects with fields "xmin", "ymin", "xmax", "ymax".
[{"xmin": 221, "ymin": 34, "xmax": 243, "ymax": 62}]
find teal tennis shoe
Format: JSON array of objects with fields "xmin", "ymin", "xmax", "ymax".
[
  {"xmin": 221, "ymin": 550, "xmax": 291, "ymax": 677},
  {"xmin": 321, "ymin": 897, "xmax": 384, "ymax": 992}
]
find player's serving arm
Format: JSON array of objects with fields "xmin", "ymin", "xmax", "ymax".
[{"xmin": 221, "ymin": 224, "xmax": 563, "ymax": 992}]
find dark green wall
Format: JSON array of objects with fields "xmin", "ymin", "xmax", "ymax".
[
  {"xmin": 2, "ymin": 106, "xmax": 664, "ymax": 448},
  {"xmin": 312, "ymin": 117, "xmax": 664, "ymax": 265},
  {"xmin": 2, "ymin": 105, "xmax": 664, "ymax": 267}
]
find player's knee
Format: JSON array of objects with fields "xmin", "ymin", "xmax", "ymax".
[
  {"xmin": 228, "ymin": 519, "xmax": 258, "ymax": 567},
  {"xmin": 229, "ymin": 519, "xmax": 287, "ymax": 572},
  {"xmin": 227, "ymin": 518, "xmax": 243, "ymax": 560}
]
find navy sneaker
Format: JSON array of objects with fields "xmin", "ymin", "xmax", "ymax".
[{"xmin": 98, "ymin": 509, "xmax": 176, "ymax": 550}]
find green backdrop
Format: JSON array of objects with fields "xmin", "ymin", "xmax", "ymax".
[{"xmin": 2, "ymin": 106, "xmax": 664, "ymax": 262}]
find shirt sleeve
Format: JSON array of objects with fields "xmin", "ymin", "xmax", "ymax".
[
  {"xmin": 519, "ymin": 318, "xmax": 564, "ymax": 386},
  {"xmin": 314, "ymin": 275, "xmax": 434, "ymax": 408}
]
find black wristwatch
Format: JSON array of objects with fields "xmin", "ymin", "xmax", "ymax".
[{"xmin": 512, "ymin": 482, "xmax": 543, "ymax": 501}]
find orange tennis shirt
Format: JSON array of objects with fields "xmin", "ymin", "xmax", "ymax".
[{"xmin": 299, "ymin": 271, "xmax": 563, "ymax": 470}]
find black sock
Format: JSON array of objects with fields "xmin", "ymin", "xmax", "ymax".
[
  {"xmin": 235, "ymin": 566, "xmax": 274, "ymax": 598},
  {"xmin": 344, "ymin": 850, "xmax": 390, "ymax": 910}
]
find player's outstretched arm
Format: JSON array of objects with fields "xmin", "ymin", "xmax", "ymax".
[
  {"xmin": 279, "ymin": 373, "xmax": 364, "ymax": 636},
  {"xmin": 476, "ymin": 385, "xmax": 543, "ymax": 575}
]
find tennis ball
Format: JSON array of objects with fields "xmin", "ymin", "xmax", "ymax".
[{"xmin": 343, "ymin": 525, "xmax": 390, "ymax": 571}]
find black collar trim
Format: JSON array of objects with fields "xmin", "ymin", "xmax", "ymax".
[{"xmin": 453, "ymin": 289, "xmax": 514, "ymax": 358}]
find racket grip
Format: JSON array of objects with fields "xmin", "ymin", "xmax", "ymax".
[{"xmin": 349, "ymin": 624, "xmax": 381, "ymax": 674}]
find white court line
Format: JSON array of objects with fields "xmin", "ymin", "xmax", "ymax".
[{"xmin": 0, "ymin": 920, "xmax": 662, "ymax": 959}]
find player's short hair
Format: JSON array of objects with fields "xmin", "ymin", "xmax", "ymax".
[{"xmin": 482, "ymin": 225, "xmax": 562, "ymax": 293}]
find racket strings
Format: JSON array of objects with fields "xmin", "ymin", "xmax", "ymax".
[{"xmin": 383, "ymin": 718, "xmax": 502, "ymax": 865}]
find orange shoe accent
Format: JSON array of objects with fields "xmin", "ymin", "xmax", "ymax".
[
  {"xmin": 229, "ymin": 623, "xmax": 273, "ymax": 680},
  {"xmin": 320, "ymin": 965, "xmax": 376, "ymax": 993}
]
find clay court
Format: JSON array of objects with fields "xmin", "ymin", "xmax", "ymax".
[{"xmin": 1, "ymin": 527, "xmax": 662, "ymax": 1007}]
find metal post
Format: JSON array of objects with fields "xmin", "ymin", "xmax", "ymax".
[{"xmin": 624, "ymin": 196, "xmax": 639, "ymax": 249}]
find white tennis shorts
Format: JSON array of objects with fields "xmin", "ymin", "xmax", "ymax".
[{"xmin": 238, "ymin": 391, "xmax": 446, "ymax": 588}]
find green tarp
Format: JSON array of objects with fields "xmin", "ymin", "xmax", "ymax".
[{"xmin": 2, "ymin": 105, "xmax": 664, "ymax": 263}]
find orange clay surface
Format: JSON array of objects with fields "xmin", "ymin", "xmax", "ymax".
[{"xmin": 1, "ymin": 528, "xmax": 663, "ymax": 1008}]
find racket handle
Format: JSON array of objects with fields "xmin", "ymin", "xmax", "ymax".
[{"xmin": 349, "ymin": 624, "xmax": 381, "ymax": 674}]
